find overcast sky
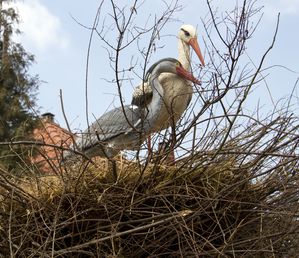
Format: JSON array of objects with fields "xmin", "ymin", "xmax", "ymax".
[{"xmin": 6, "ymin": 0, "xmax": 299, "ymax": 130}]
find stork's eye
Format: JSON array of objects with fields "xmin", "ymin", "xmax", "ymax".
[{"xmin": 181, "ymin": 29, "xmax": 190, "ymax": 37}]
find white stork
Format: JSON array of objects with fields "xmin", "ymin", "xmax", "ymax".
[
  {"xmin": 131, "ymin": 24, "xmax": 205, "ymax": 160},
  {"xmin": 64, "ymin": 58, "xmax": 200, "ymax": 160}
]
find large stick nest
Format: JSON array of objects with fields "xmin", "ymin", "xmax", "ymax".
[{"xmin": 0, "ymin": 115, "xmax": 299, "ymax": 257}]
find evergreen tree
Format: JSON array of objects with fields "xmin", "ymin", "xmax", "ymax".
[{"xmin": 0, "ymin": 0, "xmax": 40, "ymax": 170}]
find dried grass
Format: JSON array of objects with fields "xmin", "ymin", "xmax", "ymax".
[{"xmin": 1, "ymin": 114, "xmax": 298, "ymax": 257}]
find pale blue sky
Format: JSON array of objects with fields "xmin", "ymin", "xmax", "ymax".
[{"xmin": 8, "ymin": 0, "xmax": 299, "ymax": 131}]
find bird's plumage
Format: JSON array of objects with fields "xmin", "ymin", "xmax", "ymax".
[
  {"xmin": 131, "ymin": 24, "xmax": 204, "ymax": 132},
  {"xmin": 64, "ymin": 58, "xmax": 198, "ymax": 160},
  {"xmin": 76, "ymin": 106, "xmax": 147, "ymax": 157}
]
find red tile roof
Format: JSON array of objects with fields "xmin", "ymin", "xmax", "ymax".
[{"xmin": 32, "ymin": 118, "xmax": 74, "ymax": 173}]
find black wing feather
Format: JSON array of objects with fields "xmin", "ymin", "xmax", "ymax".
[{"xmin": 76, "ymin": 105, "xmax": 144, "ymax": 151}]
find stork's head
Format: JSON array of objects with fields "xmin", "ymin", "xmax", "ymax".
[
  {"xmin": 178, "ymin": 24, "xmax": 205, "ymax": 67},
  {"xmin": 179, "ymin": 24, "xmax": 197, "ymax": 42},
  {"xmin": 146, "ymin": 58, "xmax": 200, "ymax": 85}
]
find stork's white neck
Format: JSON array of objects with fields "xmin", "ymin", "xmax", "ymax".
[{"xmin": 178, "ymin": 39, "xmax": 191, "ymax": 71}]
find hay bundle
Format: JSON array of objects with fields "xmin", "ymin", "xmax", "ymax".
[{"xmin": 0, "ymin": 115, "xmax": 298, "ymax": 257}]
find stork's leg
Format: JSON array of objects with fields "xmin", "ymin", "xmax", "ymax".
[{"xmin": 164, "ymin": 141, "xmax": 175, "ymax": 165}]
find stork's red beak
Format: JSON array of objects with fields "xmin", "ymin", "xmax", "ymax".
[
  {"xmin": 176, "ymin": 66, "xmax": 201, "ymax": 85},
  {"xmin": 189, "ymin": 37, "xmax": 205, "ymax": 67}
]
